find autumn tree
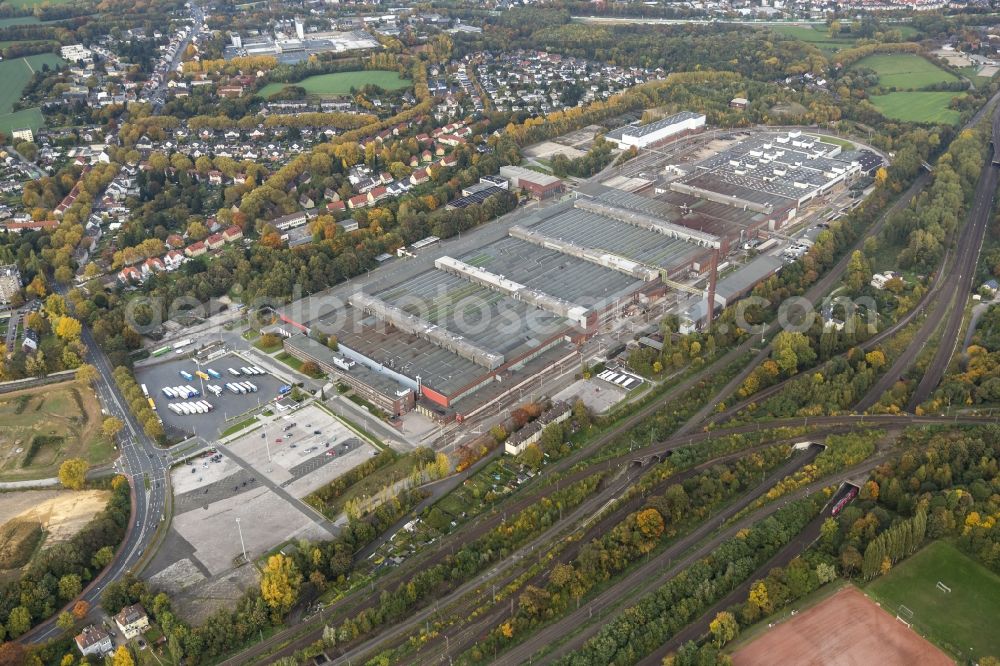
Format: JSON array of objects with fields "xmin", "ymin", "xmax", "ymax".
[
  {"xmin": 102, "ymin": 417, "xmax": 125, "ymax": 439},
  {"xmin": 58, "ymin": 458, "xmax": 90, "ymax": 490},
  {"xmin": 709, "ymin": 611, "xmax": 739, "ymax": 647},
  {"xmin": 260, "ymin": 554, "xmax": 302, "ymax": 615},
  {"xmin": 72, "ymin": 600, "xmax": 90, "ymax": 620},
  {"xmin": 111, "ymin": 645, "xmax": 134, "ymax": 666},
  {"xmin": 76, "ymin": 364, "xmax": 98, "ymax": 385}
]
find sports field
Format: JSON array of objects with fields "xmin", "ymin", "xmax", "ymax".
[
  {"xmin": 731, "ymin": 585, "xmax": 951, "ymax": 666},
  {"xmin": 867, "ymin": 540, "xmax": 1000, "ymax": 660},
  {"xmin": 0, "ymin": 381, "xmax": 115, "ymax": 482},
  {"xmin": 0, "ymin": 52, "xmax": 63, "ymax": 136},
  {"xmin": 869, "ymin": 91, "xmax": 962, "ymax": 125},
  {"xmin": 258, "ymin": 69, "xmax": 412, "ymax": 99},
  {"xmin": 854, "ymin": 53, "xmax": 958, "ymax": 89}
]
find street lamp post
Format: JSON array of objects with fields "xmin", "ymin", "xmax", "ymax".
[{"xmin": 235, "ymin": 517, "xmax": 248, "ymax": 563}]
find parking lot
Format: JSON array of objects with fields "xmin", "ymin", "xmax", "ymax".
[
  {"xmin": 226, "ymin": 403, "xmax": 376, "ymax": 497},
  {"xmin": 135, "ymin": 353, "xmax": 288, "ymax": 439}
]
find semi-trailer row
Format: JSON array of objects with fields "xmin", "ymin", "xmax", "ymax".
[
  {"xmin": 225, "ymin": 381, "xmax": 258, "ymax": 394},
  {"xmin": 161, "ymin": 385, "xmax": 202, "ymax": 399},
  {"xmin": 167, "ymin": 400, "xmax": 214, "ymax": 415}
]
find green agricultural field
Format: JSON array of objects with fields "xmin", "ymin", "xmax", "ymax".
[
  {"xmin": 854, "ymin": 53, "xmax": 958, "ymax": 89},
  {"xmin": 0, "ymin": 52, "xmax": 64, "ymax": 136},
  {"xmin": 0, "ymin": 381, "xmax": 116, "ymax": 482},
  {"xmin": 258, "ymin": 69, "xmax": 411, "ymax": 99},
  {"xmin": 867, "ymin": 540, "xmax": 1000, "ymax": 660},
  {"xmin": 869, "ymin": 91, "xmax": 962, "ymax": 125}
]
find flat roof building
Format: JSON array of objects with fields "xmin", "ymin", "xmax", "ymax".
[
  {"xmin": 605, "ymin": 111, "xmax": 706, "ymax": 150},
  {"xmin": 499, "ymin": 166, "xmax": 564, "ymax": 199}
]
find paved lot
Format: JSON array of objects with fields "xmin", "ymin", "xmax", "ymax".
[
  {"xmin": 226, "ymin": 403, "xmax": 377, "ymax": 497},
  {"xmin": 135, "ymin": 353, "xmax": 287, "ymax": 439},
  {"xmin": 554, "ymin": 377, "xmax": 626, "ymax": 415}
]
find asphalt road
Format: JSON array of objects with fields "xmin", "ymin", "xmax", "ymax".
[{"xmin": 22, "ymin": 324, "xmax": 170, "ymax": 643}]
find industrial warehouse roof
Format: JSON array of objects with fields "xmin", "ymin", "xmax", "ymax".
[
  {"xmin": 684, "ymin": 253, "xmax": 785, "ymax": 323},
  {"xmin": 499, "ymin": 165, "xmax": 562, "ymax": 187},
  {"xmin": 517, "ymin": 198, "xmax": 706, "ymax": 276},
  {"xmin": 457, "ymin": 236, "xmax": 642, "ymax": 308},
  {"xmin": 613, "ymin": 111, "xmax": 706, "ymax": 138},
  {"xmin": 284, "ymin": 334, "xmax": 411, "ymax": 400}
]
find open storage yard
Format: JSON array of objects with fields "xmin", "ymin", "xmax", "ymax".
[
  {"xmin": 866, "ymin": 540, "xmax": 1000, "ymax": 660},
  {"xmin": 134, "ymin": 353, "xmax": 290, "ymax": 440},
  {"xmin": 0, "ymin": 381, "xmax": 115, "ymax": 482},
  {"xmin": 731, "ymin": 585, "xmax": 952, "ymax": 666}
]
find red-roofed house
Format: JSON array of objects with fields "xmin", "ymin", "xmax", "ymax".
[
  {"xmin": 222, "ymin": 225, "xmax": 243, "ymax": 243},
  {"xmin": 142, "ymin": 256, "xmax": 166, "ymax": 277},
  {"xmin": 118, "ymin": 266, "xmax": 141, "ymax": 284},
  {"xmin": 1, "ymin": 220, "xmax": 59, "ymax": 233},
  {"xmin": 164, "ymin": 250, "xmax": 184, "ymax": 270},
  {"xmin": 185, "ymin": 241, "xmax": 206, "ymax": 257},
  {"xmin": 347, "ymin": 193, "xmax": 370, "ymax": 210},
  {"xmin": 410, "ymin": 168, "xmax": 431, "ymax": 185},
  {"xmin": 326, "ymin": 200, "xmax": 346, "ymax": 213},
  {"xmin": 166, "ymin": 233, "xmax": 185, "ymax": 248},
  {"xmin": 367, "ymin": 185, "xmax": 389, "ymax": 203},
  {"xmin": 205, "ymin": 233, "xmax": 225, "ymax": 250}
]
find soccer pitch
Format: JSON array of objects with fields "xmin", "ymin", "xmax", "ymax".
[{"xmin": 866, "ymin": 540, "xmax": 1000, "ymax": 660}]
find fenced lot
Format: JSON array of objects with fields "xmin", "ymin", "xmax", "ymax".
[
  {"xmin": 867, "ymin": 540, "xmax": 1000, "ymax": 660},
  {"xmin": 731, "ymin": 585, "xmax": 951, "ymax": 666}
]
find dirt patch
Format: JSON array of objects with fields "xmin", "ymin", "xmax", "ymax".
[
  {"xmin": 0, "ymin": 519, "xmax": 43, "ymax": 569},
  {"xmin": 0, "ymin": 381, "xmax": 112, "ymax": 482},
  {"xmin": 731, "ymin": 586, "xmax": 952, "ymax": 666},
  {"xmin": 770, "ymin": 102, "xmax": 808, "ymax": 118},
  {"xmin": 0, "ymin": 489, "xmax": 111, "ymax": 545}
]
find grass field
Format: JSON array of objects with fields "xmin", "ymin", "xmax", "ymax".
[
  {"xmin": 854, "ymin": 53, "xmax": 958, "ymax": 89},
  {"xmin": 867, "ymin": 540, "xmax": 1000, "ymax": 660},
  {"xmin": 2, "ymin": 0, "xmax": 75, "ymax": 8},
  {"xmin": 869, "ymin": 91, "xmax": 962, "ymax": 124},
  {"xmin": 0, "ymin": 52, "xmax": 64, "ymax": 135},
  {"xmin": 0, "ymin": 381, "xmax": 116, "ymax": 482},
  {"xmin": 770, "ymin": 24, "xmax": 855, "ymax": 54},
  {"xmin": 0, "ymin": 16, "xmax": 40, "ymax": 27},
  {"xmin": 257, "ymin": 69, "xmax": 411, "ymax": 99}
]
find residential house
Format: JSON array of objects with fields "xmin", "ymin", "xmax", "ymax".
[
  {"xmin": 326, "ymin": 200, "xmax": 346, "ymax": 213},
  {"xmin": 114, "ymin": 604, "xmax": 150, "ymax": 640},
  {"xmin": 164, "ymin": 250, "xmax": 185, "ymax": 270},
  {"xmin": 205, "ymin": 233, "xmax": 225, "ymax": 250},
  {"xmin": 142, "ymin": 256, "xmax": 166, "ymax": 277},
  {"xmin": 222, "ymin": 225, "xmax": 243, "ymax": 243},
  {"xmin": 75, "ymin": 625, "xmax": 113, "ymax": 657},
  {"xmin": 185, "ymin": 241, "xmax": 207, "ymax": 257},
  {"xmin": 118, "ymin": 266, "xmax": 142, "ymax": 283}
]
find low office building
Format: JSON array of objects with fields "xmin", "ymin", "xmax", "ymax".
[
  {"xmin": 282, "ymin": 334, "xmax": 415, "ymax": 417},
  {"xmin": 498, "ymin": 166, "xmax": 564, "ymax": 199},
  {"xmin": 504, "ymin": 401, "xmax": 572, "ymax": 455}
]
